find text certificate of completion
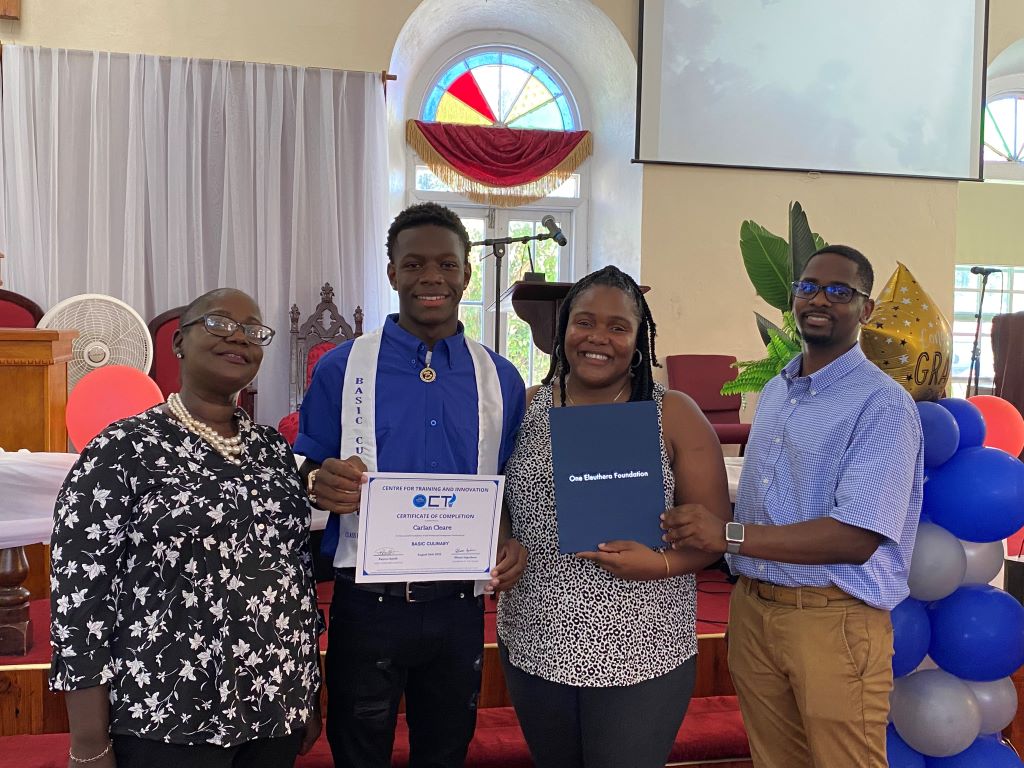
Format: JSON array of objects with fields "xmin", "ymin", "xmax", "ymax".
[{"xmin": 355, "ymin": 472, "xmax": 505, "ymax": 583}]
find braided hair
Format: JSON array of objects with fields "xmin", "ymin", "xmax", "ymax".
[{"xmin": 541, "ymin": 265, "xmax": 660, "ymax": 407}]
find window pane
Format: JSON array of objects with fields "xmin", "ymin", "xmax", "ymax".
[
  {"xmin": 954, "ymin": 268, "xmax": 978, "ymax": 290},
  {"xmin": 506, "ymin": 314, "xmax": 534, "ymax": 384},
  {"xmin": 548, "ymin": 174, "xmax": 580, "ymax": 198},
  {"xmin": 459, "ymin": 304, "xmax": 483, "ymax": 343},
  {"xmin": 951, "ymin": 336, "xmax": 994, "ymax": 383},
  {"xmin": 954, "ymin": 290, "xmax": 979, "ymax": 314},
  {"xmin": 415, "ymin": 166, "xmax": 453, "ymax": 192},
  {"xmin": 531, "ymin": 344, "xmax": 552, "ymax": 386},
  {"xmin": 461, "ymin": 217, "xmax": 487, "ymax": 303}
]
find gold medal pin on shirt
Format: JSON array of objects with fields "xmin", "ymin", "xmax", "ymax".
[{"xmin": 420, "ymin": 350, "xmax": 437, "ymax": 383}]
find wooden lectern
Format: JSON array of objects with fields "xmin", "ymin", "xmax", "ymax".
[
  {"xmin": 499, "ymin": 280, "xmax": 651, "ymax": 354},
  {"xmin": 0, "ymin": 329, "xmax": 76, "ymax": 655}
]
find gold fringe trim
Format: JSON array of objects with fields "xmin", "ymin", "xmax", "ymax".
[{"xmin": 406, "ymin": 120, "xmax": 592, "ymax": 208}]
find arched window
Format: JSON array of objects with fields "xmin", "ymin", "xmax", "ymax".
[
  {"xmin": 409, "ymin": 45, "xmax": 588, "ymax": 385},
  {"xmin": 984, "ymin": 94, "xmax": 1024, "ymax": 164},
  {"xmin": 422, "ymin": 51, "xmax": 576, "ymax": 131}
]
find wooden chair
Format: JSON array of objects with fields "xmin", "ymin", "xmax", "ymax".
[
  {"xmin": 277, "ymin": 283, "xmax": 363, "ymax": 445},
  {"xmin": 0, "ymin": 288, "xmax": 44, "ymax": 328},
  {"xmin": 148, "ymin": 307, "xmax": 258, "ymax": 419},
  {"xmin": 287, "ymin": 283, "xmax": 363, "ymax": 413}
]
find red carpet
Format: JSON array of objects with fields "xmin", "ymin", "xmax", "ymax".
[{"xmin": 0, "ymin": 698, "xmax": 749, "ymax": 768}]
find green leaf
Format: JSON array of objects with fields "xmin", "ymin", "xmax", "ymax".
[
  {"xmin": 721, "ymin": 361, "xmax": 776, "ymax": 395},
  {"xmin": 754, "ymin": 311, "xmax": 784, "ymax": 347},
  {"xmin": 781, "ymin": 310, "xmax": 800, "ymax": 341},
  {"xmin": 812, "ymin": 233, "xmax": 827, "ymax": 251},
  {"xmin": 739, "ymin": 220, "xmax": 792, "ymax": 311},
  {"xmin": 789, "ymin": 201, "xmax": 819, "ymax": 283}
]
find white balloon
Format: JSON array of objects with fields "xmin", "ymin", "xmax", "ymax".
[
  {"xmin": 908, "ymin": 523, "xmax": 967, "ymax": 601},
  {"xmin": 966, "ymin": 677, "xmax": 1018, "ymax": 734},
  {"xmin": 961, "ymin": 539, "xmax": 1005, "ymax": 585},
  {"xmin": 891, "ymin": 669, "xmax": 982, "ymax": 757}
]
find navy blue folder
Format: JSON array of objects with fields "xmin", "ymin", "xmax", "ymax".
[{"xmin": 549, "ymin": 400, "xmax": 666, "ymax": 554}]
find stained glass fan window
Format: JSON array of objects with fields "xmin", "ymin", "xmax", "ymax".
[
  {"xmin": 422, "ymin": 51, "xmax": 575, "ymax": 131},
  {"xmin": 984, "ymin": 95, "xmax": 1024, "ymax": 163}
]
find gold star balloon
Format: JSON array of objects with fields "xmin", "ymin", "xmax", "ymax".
[{"xmin": 860, "ymin": 263, "xmax": 952, "ymax": 402}]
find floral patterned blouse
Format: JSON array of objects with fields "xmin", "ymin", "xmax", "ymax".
[{"xmin": 49, "ymin": 407, "xmax": 322, "ymax": 747}]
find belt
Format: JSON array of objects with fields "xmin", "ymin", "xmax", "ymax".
[
  {"xmin": 741, "ymin": 576, "xmax": 861, "ymax": 608},
  {"xmin": 335, "ymin": 569, "xmax": 473, "ymax": 603}
]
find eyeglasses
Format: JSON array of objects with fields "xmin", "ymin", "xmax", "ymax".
[
  {"xmin": 791, "ymin": 280, "xmax": 870, "ymax": 305},
  {"xmin": 181, "ymin": 314, "xmax": 276, "ymax": 346}
]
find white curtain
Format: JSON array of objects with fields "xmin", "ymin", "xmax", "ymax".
[{"xmin": 0, "ymin": 45, "xmax": 390, "ymax": 426}]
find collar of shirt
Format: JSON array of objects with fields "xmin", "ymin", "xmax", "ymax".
[
  {"xmin": 782, "ymin": 343, "xmax": 868, "ymax": 396},
  {"xmin": 382, "ymin": 313, "xmax": 468, "ymax": 372}
]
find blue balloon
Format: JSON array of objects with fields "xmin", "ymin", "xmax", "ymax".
[
  {"xmin": 889, "ymin": 724, "xmax": 927, "ymax": 768},
  {"xmin": 892, "ymin": 597, "xmax": 931, "ymax": 677},
  {"xmin": 918, "ymin": 401, "xmax": 961, "ymax": 468},
  {"xmin": 928, "ymin": 585, "xmax": 1024, "ymax": 681},
  {"xmin": 924, "ymin": 735, "xmax": 1024, "ymax": 767},
  {"xmin": 923, "ymin": 446, "xmax": 1024, "ymax": 542},
  {"xmin": 938, "ymin": 398, "xmax": 986, "ymax": 450}
]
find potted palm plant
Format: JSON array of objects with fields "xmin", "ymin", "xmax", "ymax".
[{"xmin": 722, "ymin": 202, "xmax": 826, "ymax": 394}]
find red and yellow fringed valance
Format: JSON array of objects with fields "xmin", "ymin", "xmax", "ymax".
[{"xmin": 406, "ymin": 119, "xmax": 592, "ymax": 208}]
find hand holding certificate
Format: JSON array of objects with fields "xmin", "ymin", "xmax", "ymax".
[{"xmin": 355, "ymin": 472, "xmax": 505, "ymax": 583}]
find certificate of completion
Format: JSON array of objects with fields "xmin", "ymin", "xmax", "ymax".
[{"xmin": 355, "ymin": 472, "xmax": 505, "ymax": 583}]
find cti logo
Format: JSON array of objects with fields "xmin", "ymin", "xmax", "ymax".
[{"xmin": 412, "ymin": 493, "xmax": 457, "ymax": 508}]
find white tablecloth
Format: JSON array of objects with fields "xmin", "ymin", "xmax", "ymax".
[{"xmin": 0, "ymin": 452, "xmax": 745, "ymax": 550}]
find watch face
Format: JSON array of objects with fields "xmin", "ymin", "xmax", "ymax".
[{"xmin": 725, "ymin": 522, "xmax": 744, "ymax": 542}]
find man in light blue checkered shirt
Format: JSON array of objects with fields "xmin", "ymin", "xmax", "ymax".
[{"xmin": 663, "ymin": 245, "xmax": 923, "ymax": 768}]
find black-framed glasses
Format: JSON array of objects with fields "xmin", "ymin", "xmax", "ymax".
[
  {"xmin": 181, "ymin": 314, "xmax": 276, "ymax": 346},
  {"xmin": 791, "ymin": 280, "xmax": 870, "ymax": 305}
]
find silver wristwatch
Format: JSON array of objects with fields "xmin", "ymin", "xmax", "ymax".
[{"xmin": 725, "ymin": 522, "xmax": 745, "ymax": 555}]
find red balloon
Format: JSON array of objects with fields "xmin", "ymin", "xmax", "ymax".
[
  {"xmin": 968, "ymin": 395, "xmax": 1024, "ymax": 457},
  {"xmin": 66, "ymin": 366, "xmax": 165, "ymax": 451}
]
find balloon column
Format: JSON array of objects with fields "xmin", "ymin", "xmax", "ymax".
[{"xmin": 888, "ymin": 397, "xmax": 1024, "ymax": 766}]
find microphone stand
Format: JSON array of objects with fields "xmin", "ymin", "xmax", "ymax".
[
  {"xmin": 472, "ymin": 231, "xmax": 556, "ymax": 355},
  {"xmin": 968, "ymin": 271, "xmax": 993, "ymax": 398}
]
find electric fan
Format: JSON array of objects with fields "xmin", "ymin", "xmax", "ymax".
[{"xmin": 37, "ymin": 294, "xmax": 153, "ymax": 390}]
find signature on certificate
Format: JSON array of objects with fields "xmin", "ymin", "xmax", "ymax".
[{"xmin": 373, "ymin": 546, "xmax": 399, "ymax": 557}]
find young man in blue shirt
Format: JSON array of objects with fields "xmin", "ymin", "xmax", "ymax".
[
  {"xmin": 663, "ymin": 246, "xmax": 923, "ymax": 768},
  {"xmin": 296, "ymin": 202, "xmax": 527, "ymax": 768}
]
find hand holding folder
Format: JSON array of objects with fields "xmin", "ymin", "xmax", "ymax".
[{"xmin": 549, "ymin": 400, "xmax": 666, "ymax": 554}]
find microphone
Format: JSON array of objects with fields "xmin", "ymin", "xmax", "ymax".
[
  {"xmin": 970, "ymin": 266, "xmax": 1002, "ymax": 276},
  {"xmin": 541, "ymin": 215, "xmax": 568, "ymax": 247}
]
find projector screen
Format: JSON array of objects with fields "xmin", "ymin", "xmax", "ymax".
[{"xmin": 636, "ymin": 0, "xmax": 988, "ymax": 180}]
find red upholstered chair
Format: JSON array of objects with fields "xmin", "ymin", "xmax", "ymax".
[
  {"xmin": 277, "ymin": 283, "xmax": 363, "ymax": 445},
  {"xmin": 148, "ymin": 307, "xmax": 258, "ymax": 419},
  {"xmin": 666, "ymin": 354, "xmax": 751, "ymax": 453},
  {"xmin": 0, "ymin": 288, "xmax": 44, "ymax": 328}
]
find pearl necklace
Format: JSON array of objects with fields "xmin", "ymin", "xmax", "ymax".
[
  {"xmin": 167, "ymin": 392, "xmax": 244, "ymax": 465},
  {"xmin": 565, "ymin": 380, "xmax": 629, "ymax": 406}
]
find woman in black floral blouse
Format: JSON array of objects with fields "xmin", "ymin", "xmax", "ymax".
[{"xmin": 50, "ymin": 289, "xmax": 322, "ymax": 768}]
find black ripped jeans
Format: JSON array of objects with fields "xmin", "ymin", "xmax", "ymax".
[{"xmin": 325, "ymin": 575, "xmax": 484, "ymax": 768}]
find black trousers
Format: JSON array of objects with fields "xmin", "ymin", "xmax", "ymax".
[
  {"xmin": 112, "ymin": 732, "xmax": 302, "ymax": 768},
  {"xmin": 499, "ymin": 642, "xmax": 697, "ymax": 768},
  {"xmin": 325, "ymin": 576, "xmax": 484, "ymax": 768}
]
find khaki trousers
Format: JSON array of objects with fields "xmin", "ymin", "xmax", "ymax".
[{"xmin": 728, "ymin": 576, "xmax": 893, "ymax": 768}]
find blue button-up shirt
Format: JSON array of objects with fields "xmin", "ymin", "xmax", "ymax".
[
  {"xmin": 729, "ymin": 344, "xmax": 923, "ymax": 610},
  {"xmin": 295, "ymin": 315, "xmax": 526, "ymax": 560}
]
